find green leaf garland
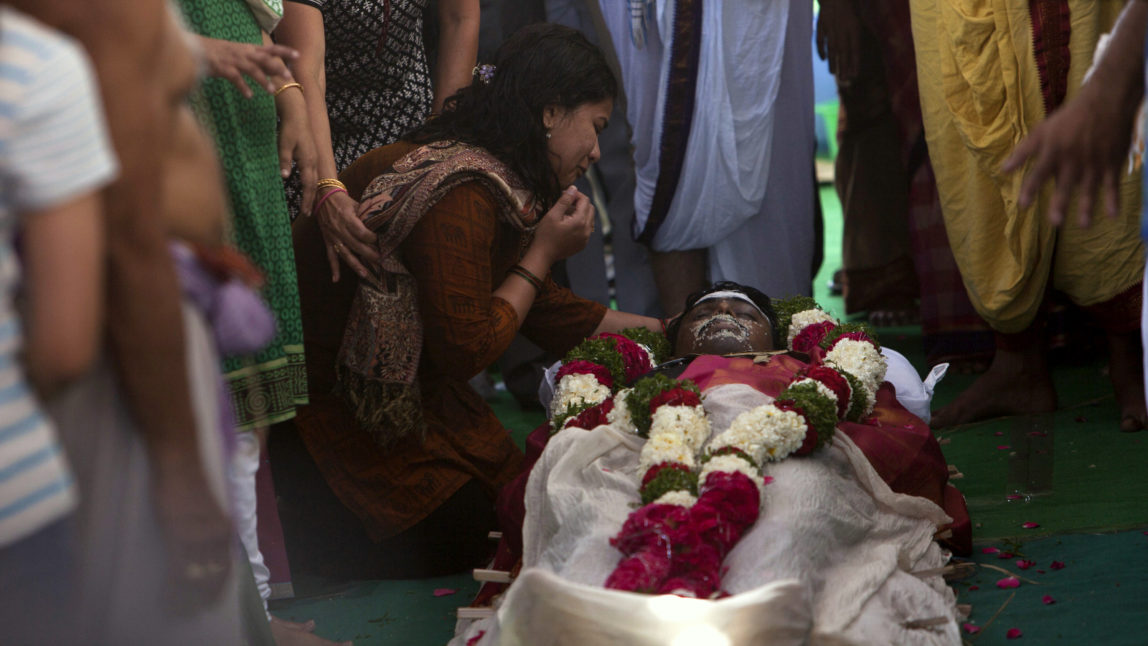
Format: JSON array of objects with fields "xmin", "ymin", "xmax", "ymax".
[{"xmin": 777, "ymin": 381, "xmax": 838, "ymax": 450}]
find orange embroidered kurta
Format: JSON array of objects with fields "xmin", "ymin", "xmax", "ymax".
[{"xmin": 294, "ymin": 142, "xmax": 608, "ymax": 540}]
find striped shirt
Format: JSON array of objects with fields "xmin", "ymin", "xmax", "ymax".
[{"xmin": 0, "ymin": 7, "xmax": 117, "ymax": 546}]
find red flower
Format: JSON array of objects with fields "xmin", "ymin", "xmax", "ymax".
[
  {"xmin": 466, "ymin": 630, "xmax": 486, "ymax": 646},
  {"xmin": 1016, "ymin": 559, "xmax": 1035, "ymax": 570},
  {"xmin": 962, "ymin": 623, "xmax": 982, "ymax": 635},
  {"xmin": 692, "ymin": 471, "xmax": 761, "ymax": 555},
  {"xmin": 1042, "ymin": 595, "xmax": 1056, "ymax": 605},
  {"xmin": 1022, "ymin": 521, "xmax": 1040, "ymax": 529},
  {"xmin": 1050, "ymin": 561, "xmax": 1066, "ymax": 570},
  {"xmin": 565, "ymin": 398, "xmax": 615, "ymax": 430},
  {"xmin": 805, "ymin": 364, "xmax": 851, "ymax": 418},
  {"xmin": 556, "ymin": 359, "xmax": 614, "ymax": 389},
  {"xmin": 649, "ymin": 387, "xmax": 702, "ymax": 414},
  {"xmin": 792, "ymin": 321, "xmax": 836, "ymax": 354},
  {"xmin": 982, "ymin": 547, "xmax": 1000, "ymax": 554},
  {"xmin": 604, "ymin": 547, "xmax": 673, "ymax": 593},
  {"xmin": 1006, "ymin": 628, "xmax": 1023, "ymax": 639},
  {"xmin": 596, "ymin": 333, "xmax": 654, "ymax": 383},
  {"xmin": 996, "ymin": 577, "xmax": 1021, "ymax": 589},
  {"xmin": 610, "ymin": 503, "xmax": 690, "ymax": 555}
]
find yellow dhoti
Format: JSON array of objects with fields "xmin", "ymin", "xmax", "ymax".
[{"xmin": 911, "ymin": 0, "xmax": 1144, "ymax": 333}]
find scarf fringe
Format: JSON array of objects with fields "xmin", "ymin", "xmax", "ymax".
[{"xmin": 335, "ymin": 364, "xmax": 426, "ymax": 447}]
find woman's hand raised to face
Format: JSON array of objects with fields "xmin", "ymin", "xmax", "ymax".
[{"xmin": 530, "ymin": 186, "xmax": 595, "ymax": 266}]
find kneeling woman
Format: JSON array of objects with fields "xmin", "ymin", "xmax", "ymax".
[{"xmin": 280, "ymin": 24, "xmax": 658, "ymax": 580}]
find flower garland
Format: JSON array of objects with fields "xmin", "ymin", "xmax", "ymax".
[
  {"xmin": 550, "ymin": 328, "xmax": 672, "ymax": 432},
  {"xmin": 774, "ymin": 296, "xmax": 888, "ymax": 421},
  {"xmin": 604, "ymin": 297, "xmax": 890, "ymax": 599}
]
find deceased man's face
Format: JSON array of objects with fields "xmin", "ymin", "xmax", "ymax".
[{"xmin": 674, "ymin": 297, "xmax": 774, "ymax": 356}]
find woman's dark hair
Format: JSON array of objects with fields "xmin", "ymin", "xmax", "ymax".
[
  {"xmin": 404, "ymin": 23, "xmax": 618, "ymax": 210},
  {"xmin": 666, "ymin": 281, "xmax": 781, "ymax": 354}
]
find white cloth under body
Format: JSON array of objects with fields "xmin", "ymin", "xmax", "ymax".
[{"xmin": 456, "ymin": 384, "xmax": 960, "ymax": 645}]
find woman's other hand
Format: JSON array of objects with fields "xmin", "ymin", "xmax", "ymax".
[
  {"xmin": 529, "ymin": 186, "xmax": 595, "ymax": 265},
  {"xmin": 274, "ymin": 85, "xmax": 318, "ymax": 208},
  {"xmin": 315, "ymin": 190, "xmax": 379, "ymax": 282},
  {"xmin": 195, "ymin": 35, "xmax": 299, "ymax": 98}
]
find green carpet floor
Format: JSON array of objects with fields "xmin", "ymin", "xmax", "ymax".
[{"xmin": 271, "ymin": 186, "xmax": 1148, "ymax": 645}]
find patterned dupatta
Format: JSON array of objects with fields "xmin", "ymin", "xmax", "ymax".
[{"xmin": 337, "ymin": 141, "xmax": 539, "ymax": 447}]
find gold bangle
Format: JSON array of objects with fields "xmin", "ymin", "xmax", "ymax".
[
  {"xmin": 316, "ymin": 178, "xmax": 347, "ymax": 191},
  {"xmin": 273, "ymin": 81, "xmax": 303, "ymax": 98}
]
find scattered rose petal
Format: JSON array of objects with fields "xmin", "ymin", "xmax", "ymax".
[
  {"xmin": 998, "ymin": 552, "xmax": 1015, "ymax": 559},
  {"xmin": 994, "ymin": 431, "xmax": 1004, "ymax": 436},
  {"xmin": 1027, "ymin": 431, "xmax": 1048, "ymax": 437},
  {"xmin": 466, "ymin": 630, "xmax": 486, "ymax": 646},
  {"xmin": 997, "ymin": 445, "xmax": 1012, "ymax": 450},
  {"xmin": 762, "ymin": 476, "xmax": 775, "ymax": 485},
  {"xmin": 1042, "ymin": 595, "xmax": 1056, "ymax": 605},
  {"xmin": 1074, "ymin": 416, "xmax": 1087, "ymax": 423},
  {"xmin": 1016, "ymin": 559, "xmax": 1035, "ymax": 570},
  {"xmin": 433, "ymin": 588, "xmax": 457, "ymax": 597},
  {"xmin": 982, "ymin": 547, "xmax": 1000, "ymax": 554},
  {"xmin": 1007, "ymin": 628, "xmax": 1023, "ymax": 639},
  {"xmin": 1006, "ymin": 494, "xmax": 1023, "ymax": 501},
  {"xmin": 968, "ymin": 585, "xmax": 980, "ymax": 591},
  {"xmin": 996, "ymin": 577, "xmax": 1021, "ymax": 589},
  {"xmin": 962, "ymin": 623, "xmax": 982, "ymax": 635},
  {"xmin": 1022, "ymin": 521, "xmax": 1040, "ymax": 529},
  {"xmin": 1051, "ymin": 561, "xmax": 1066, "ymax": 570}
]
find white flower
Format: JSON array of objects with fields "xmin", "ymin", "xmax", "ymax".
[
  {"xmin": 714, "ymin": 404, "xmax": 806, "ymax": 463},
  {"xmin": 637, "ymin": 343, "xmax": 656, "ymax": 367},
  {"xmin": 551, "ymin": 372, "xmax": 611, "ymax": 418},
  {"xmin": 700, "ymin": 453, "xmax": 759, "ymax": 482},
  {"xmin": 654, "ymin": 490, "xmax": 698, "ymax": 507},
  {"xmin": 639, "ymin": 427, "xmax": 696, "ymax": 473},
  {"xmin": 787, "ymin": 309, "xmax": 835, "ymax": 347},
  {"xmin": 650, "ymin": 404, "xmax": 711, "ymax": 452},
  {"xmin": 825, "ymin": 338, "xmax": 886, "ymax": 395},
  {"xmin": 607, "ymin": 389, "xmax": 637, "ymax": 433}
]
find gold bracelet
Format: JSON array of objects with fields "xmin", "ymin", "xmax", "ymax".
[
  {"xmin": 316, "ymin": 178, "xmax": 347, "ymax": 191},
  {"xmin": 273, "ymin": 81, "xmax": 303, "ymax": 98}
]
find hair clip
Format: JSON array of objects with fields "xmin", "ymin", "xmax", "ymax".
[{"xmin": 473, "ymin": 63, "xmax": 496, "ymax": 85}]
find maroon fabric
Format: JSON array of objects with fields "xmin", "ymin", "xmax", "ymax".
[{"xmin": 1029, "ymin": 0, "xmax": 1072, "ymax": 112}]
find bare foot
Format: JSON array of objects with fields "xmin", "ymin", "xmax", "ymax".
[
  {"xmin": 931, "ymin": 347, "xmax": 1057, "ymax": 428},
  {"xmin": 1106, "ymin": 330, "xmax": 1146, "ymax": 432},
  {"xmin": 270, "ymin": 617, "xmax": 351, "ymax": 646},
  {"xmin": 271, "ymin": 616, "xmax": 316, "ymax": 633}
]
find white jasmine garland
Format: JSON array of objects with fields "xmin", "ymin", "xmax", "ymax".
[
  {"xmin": 700, "ymin": 453, "xmax": 759, "ymax": 483},
  {"xmin": 825, "ymin": 338, "xmax": 886, "ymax": 395},
  {"xmin": 654, "ymin": 490, "xmax": 698, "ymax": 507},
  {"xmin": 639, "ymin": 427, "xmax": 697, "ymax": 473},
  {"xmin": 607, "ymin": 389, "xmax": 636, "ymax": 433},
  {"xmin": 551, "ymin": 372, "xmax": 612, "ymax": 418},
  {"xmin": 787, "ymin": 309, "xmax": 835, "ymax": 347},
  {"xmin": 716, "ymin": 404, "xmax": 806, "ymax": 463},
  {"xmin": 649, "ymin": 404, "xmax": 711, "ymax": 452}
]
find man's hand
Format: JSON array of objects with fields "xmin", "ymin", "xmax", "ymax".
[
  {"xmin": 1002, "ymin": 0, "xmax": 1147, "ymax": 227},
  {"xmin": 316, "ymin": 191, "xmax": 379, "ymax": 282},
  {"xmin": 154, "ymin": 462, "xmax": 234, "ymax": 614},
  {"xmin": 195, "ymin": 35, "xmax": 298, "ymax": 98},
  {"xmin": 816, "ymin": 0, "xmax": 861, "ymax": 84},
  {"xmin": 1002, "ymin": 75, "xmax": 1140, "ymax": 227}
]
